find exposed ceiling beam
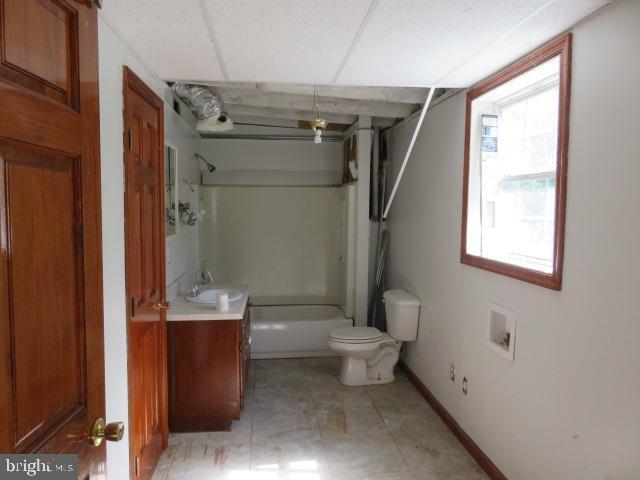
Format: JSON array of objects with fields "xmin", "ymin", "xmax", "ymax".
[
  {"xmin": 371, "ymin": 117, "xmax": 397, "ymax": 128},
  {"xmin": 200, "ymin": 133, "xmax": 343, "ymax": 142},
  {"xmin": 298, "ymin": 121, "xmax": 350, "ymax": 132},
  {"xmin": 186, "ymin": 81, "xmax": 428, "ymax": 104},
  {"xmin": 230, "ymin": 115, "xmax": 301, "ymax": 129},
  {"xmin": 224, "ymin": 105, "xmax": 357, "ymax": 125},
  {"xmin": 231, "ymin": 112, "xmax": 395, "ymax": 130},
  {"xmin": 213, "ymin": 123, "xmax": 343, "ymax": 137},
  {"xmin": 217, "ymin": 88, "xmax": 417, "ymax": 119}
]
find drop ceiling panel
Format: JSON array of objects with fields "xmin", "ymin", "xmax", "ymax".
[
  {"xmin": 102, "ymin": 0, "xmax": 224, "ymax": 81},
  {"xmin": 101, "ymin": 0, "xmax": 612, "ymax": 89},
  {"xmin": 337, "ymin": 0, "xmax": 550, "ymax": 86},
  {"xmin": 203, "ymin": 0, "xmax": 372, "ymax": 83},
  {"xmin": 438, "ymin": 0, "xmax": 611, "ymax": 86}
]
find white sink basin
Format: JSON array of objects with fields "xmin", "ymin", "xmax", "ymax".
[{"xmin": 186, "ymin": 288, "xmax": 243, "ymax": 304}]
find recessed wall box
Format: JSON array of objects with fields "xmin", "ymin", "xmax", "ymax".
[{"xmin": 487, "ymin": 302, "xmax": 516, "ymax": 363}]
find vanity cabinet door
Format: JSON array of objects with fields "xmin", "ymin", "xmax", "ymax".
[{"xmin": 168, "ymin": 320, "xmax": 240, "ymax": 432}]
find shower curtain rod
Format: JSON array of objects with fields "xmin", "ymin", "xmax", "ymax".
[{"xmin": 382, "ymin": 87, "xmax": 435, "ymax": 220}]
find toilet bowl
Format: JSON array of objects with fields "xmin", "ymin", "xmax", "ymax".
[
  {"xmin": 328, "ymin": 327, "xmax": 401, "ymax": 385},
  {"xmin": 328, "ymin": 289, "xmax": 420, "ymax": 386}
]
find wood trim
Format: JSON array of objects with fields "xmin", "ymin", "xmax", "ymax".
[
  {"xmin": 123, "ymin": 66, "xmax": 164, "ymax": 110},
  {"xmin": 460, "ymin": 33, "xmax": 571, "ymax": 291},
  {"xmin": 399, "ymin": 361, "xmax": 508, "ymax": 480}
]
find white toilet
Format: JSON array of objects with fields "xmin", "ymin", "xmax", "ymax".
[{"xmin": 328, "ymin": 289, "xmax": 420, "ymax": 386}]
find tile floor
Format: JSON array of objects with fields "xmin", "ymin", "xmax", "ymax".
[{"xmin": 152, "ymin": 357, "xmax": 489, "ymax": 480}]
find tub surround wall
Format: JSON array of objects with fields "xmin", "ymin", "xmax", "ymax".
[
  {"xmin": 199, "ymin": 186, "xmax": 343, "ymax": 304},
  {"xmin": 385, "ymin": 1, "xmax": 640, "ymax": 478},
  {"xmin": 199, "ymin": 138, "xmax": 342, "ymax": 178}
]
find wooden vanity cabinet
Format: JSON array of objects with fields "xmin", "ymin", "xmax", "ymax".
[{"xmin": 168, "ymin": 306, "xmax": 251, "ymax": 432}]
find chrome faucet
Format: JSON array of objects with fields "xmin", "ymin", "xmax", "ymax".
[{"xmin": 188, "ymin": 269, "xmax": 214, "ymax": 297}]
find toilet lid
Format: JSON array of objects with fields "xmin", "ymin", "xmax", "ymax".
[{"xmin": 329, "ymin": 327, "xmax": 383, "ymax": 343}]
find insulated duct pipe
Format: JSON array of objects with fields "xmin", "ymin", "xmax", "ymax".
[{"xmin": 172, "ymin": 82, "xmax": 234, "ymax": 132}]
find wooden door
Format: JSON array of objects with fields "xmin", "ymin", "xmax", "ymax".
[
  {"xmin": 0, "ymin": 0, "xmax": 107, "ymax": 478},
  {"xmin": 123, "ymin": 67, "xmax": 168, "ymax": 480}
]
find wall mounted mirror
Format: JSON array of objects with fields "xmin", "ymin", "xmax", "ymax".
[{"xmin": 165, "ymin": 144, "xmax": 178, "ymax": 237}]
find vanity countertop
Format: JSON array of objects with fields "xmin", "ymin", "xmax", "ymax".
[{"xmin": 167, "ymin": 284, "xmax": 249, "ymax": 321}]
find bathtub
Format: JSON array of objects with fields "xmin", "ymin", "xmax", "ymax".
[{"xmin": 250, "ymin": 305, "xmax": 353, "ymax": 358}]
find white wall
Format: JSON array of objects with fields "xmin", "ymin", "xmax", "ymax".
[
  {"xmin": 199, "ymin": 186, "xmax": 342, "ymax": 304},
  {"xmin": 384, "ymin": 2, "xmax": 639, "ymax": 479},
  {"xmin": 200, "ymin": 138, "xmax": 341, "ymax": 173},
  {"xmin": 165, "ymin": 115, "xmax": 201, "ymax": 286},
  {"xmin": 98, "ymin": 15, "xmax": 200, "ymax": 479}
]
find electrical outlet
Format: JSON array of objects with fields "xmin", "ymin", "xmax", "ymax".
[
  {"xmin": 449, "ymin": 363, "xmax": 455, "ymax": 381},
  {"xmin": 462, "ymin": 377, "xmax": 468, "ymax": 395}
]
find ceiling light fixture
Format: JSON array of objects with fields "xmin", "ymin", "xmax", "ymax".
[{"xmin": 309, "ymin": 88, "xmax": 327, "ymax": 144}]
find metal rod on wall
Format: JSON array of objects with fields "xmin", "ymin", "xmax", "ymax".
[{"xmin": 382, "ymin": 87, "xmax": 435, "ymax": 220}]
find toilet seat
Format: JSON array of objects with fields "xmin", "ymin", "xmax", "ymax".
[{"xmin": 329, "ymin": 327, "xmax": 383, "ymax": 344}]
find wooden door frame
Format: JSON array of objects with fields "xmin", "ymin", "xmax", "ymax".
[{"xmin": 122, "ymin": 66, "xmax": 168, "ymax": 477}]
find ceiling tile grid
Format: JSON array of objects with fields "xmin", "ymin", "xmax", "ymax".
[
  {"xmin": 204, "ymin": 0, "xmax": 373, "ymax": 83},
  {"xmin": 438, "ymin": 0, "xmax": 612, "ymax": 86},
  {"xmin": 336, "ymin": 0, "xmax": 550, "ymax": 86},
  {"xmin": 101, "ymin": 0, "xmax": 612, "ymax": 88},
  {"xmin": 102, "ymin": 0, "xmax": 224, "ymax": 80}
]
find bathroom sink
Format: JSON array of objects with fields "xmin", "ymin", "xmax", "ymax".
[{"xmin": 186, "ymin": 288, "xmax": 243, "ymax": 304}]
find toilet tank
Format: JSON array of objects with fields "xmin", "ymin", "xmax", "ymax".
[{"xmin": 383, "ymin": 289, "xmax": 420, "ymax": 341}]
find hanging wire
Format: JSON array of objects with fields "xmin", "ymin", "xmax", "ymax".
[{"xmin": 311, "ymin": 86, "xmax": 321, "ymax": 118}]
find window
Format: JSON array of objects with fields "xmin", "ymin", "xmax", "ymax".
[{"xmin": 461, "ymin": 34, "xmax": 571, "ymax": 290}]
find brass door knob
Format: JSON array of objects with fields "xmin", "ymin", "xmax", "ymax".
[
  {"xmin": 151, "ymin": 301, "xmax": 171, "ymax": 311},
  {"xmin": 88, "ymin": 418, "xmax": 125, "ymax": 447}
]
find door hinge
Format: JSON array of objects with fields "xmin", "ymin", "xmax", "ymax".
[
  {"xmin": 128, "ymin": 129, "xmax": 133, "ymax": 150},
  {"xmin": 130, "ymin": 297, "xmax": 136, "ymax": 317},
  {"xmin": 134, "ymin": 456, "xmax": 140, "ymax": 476}
]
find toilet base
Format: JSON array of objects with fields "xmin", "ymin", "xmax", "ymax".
[
  {"xmin": 338, "ymin": 357, "xmax": 395, "ymax": 386},
  {"xmin": 336, "ymin": 341, "xmax": 401, "ymax": 386}
]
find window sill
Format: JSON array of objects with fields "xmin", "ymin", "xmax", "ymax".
[{"xmin": 460, "ymin": 252, "xmax": 562, "ymax": 290}]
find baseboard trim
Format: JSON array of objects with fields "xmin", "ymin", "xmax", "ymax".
[{"xmin": 399, "ymin": 361, "xmax": 508, "ymax": 480}]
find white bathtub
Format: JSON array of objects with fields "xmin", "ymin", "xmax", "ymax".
[{"xmin": 250, "ymin": 305, "xmax": 353, "ymax": 358}]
